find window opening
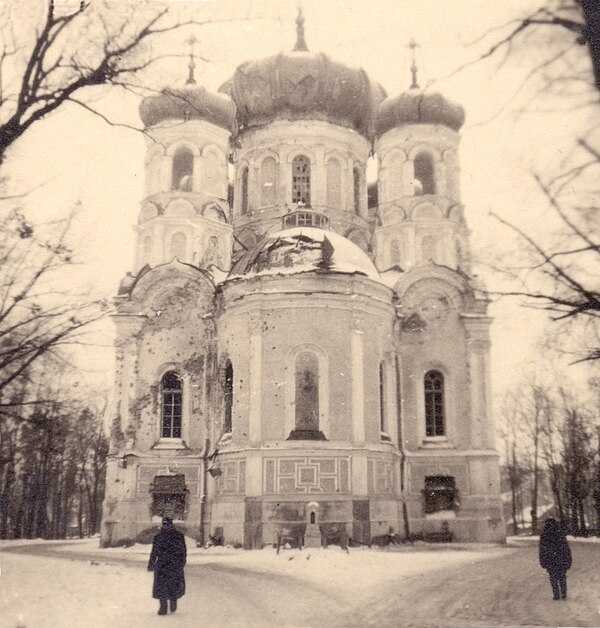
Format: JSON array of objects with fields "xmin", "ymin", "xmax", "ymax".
[
  {"xmin": 424, "ymin": 370, "xmax": 445, "ymax": 437},
  {"xmin": 172, "ymin": 148, "xmax": 194, "ymax": 191},
  {"xmin": 161, "ymin": 371, "xmax": 182, "ymax": 438},
  {"xmin": 379, "ymin": 362, "xmax": 386, "ymax": 433},
  {"xmin": 423, "ymin": 476, "xmax": 456, "ymax": 514},
  {"xmin": 353, "ymin": 167, "xmax": 361, "ymax": 214},
  {"xmin": 414, "ymin": 153, "xmax": 435, "ymax": 195},
  {"xmin": 224, "ymin": 360, "xmax": 233, "ymax": 434},
  {"xmin": 241, "ymin": 167, "xmax": 249, "ymax": 215},
  {"xmin": 292, "ymin": 155, "xmax": 311, "ymax": 206}
]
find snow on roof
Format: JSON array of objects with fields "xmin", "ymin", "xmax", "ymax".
[{"xmin": 228, "ymin": 227, "xmax": 381, "ymax": 282}]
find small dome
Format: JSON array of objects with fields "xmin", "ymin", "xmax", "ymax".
[
  {"xmin": 375, "ymin": 89, "xmax": 465, "ymax": 136},
  {"xmin": 229, "ymin": 227, "xmax": 380, "ymax": 281},
  {"xmin": 139, "ymin": 85, "xmax": 236, "ymax": 131}
]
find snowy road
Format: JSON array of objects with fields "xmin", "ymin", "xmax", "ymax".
[{"xmin": 1, "ymin": 539, "xmax": 600, "ymax": 627}]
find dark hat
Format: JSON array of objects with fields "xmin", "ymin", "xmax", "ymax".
[{"xmin": 162, "ymin": 517, "xmax": 173, "ymax": 526}]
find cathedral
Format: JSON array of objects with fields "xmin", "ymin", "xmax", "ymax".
[{"xmin": 100, "ymin": 12, "xmax": 505, "ymax": 548}]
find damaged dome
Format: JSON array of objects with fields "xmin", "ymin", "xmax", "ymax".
[{"xmin": 228, "ymin": 227, "xmax": 380, "ymax": 281}]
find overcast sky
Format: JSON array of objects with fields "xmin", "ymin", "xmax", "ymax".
[{"xmin": 2, "ymin": 0, "xmax": 593, "ymax": 402}]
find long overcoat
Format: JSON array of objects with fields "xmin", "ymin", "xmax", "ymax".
[
  {"xmin": 148, "ymin": 527, "xmax": 187, "ymax": 600},
  {"xmin": 539, "ymin": 521, "xmax": 572, "ymax": 574}
]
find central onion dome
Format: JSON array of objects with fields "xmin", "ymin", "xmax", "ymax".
[
  {"xmin": 229, "ymin": 227, "xmax": 380, "ymax": 281},
  {"xmin": 220, "ymin": 10, "xmax": 385, "ymax": 139}
]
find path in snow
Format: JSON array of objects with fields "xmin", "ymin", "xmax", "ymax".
[{"xmin": 1, "ymin": 539, "xmax": 600, "ymax": 627}]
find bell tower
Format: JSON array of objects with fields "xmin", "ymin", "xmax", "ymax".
[
  {"xmin": 134, "ymin": 37, "xmax": 235, "ymax": 273},
  {"xmin": 373, "ymin": 42, "xmax": 470, "ymax": 274}
]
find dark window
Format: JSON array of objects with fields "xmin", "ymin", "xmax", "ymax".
[
  {"xmin": 414, "ymin": 153, "xmax": 435, "ymax": 195},
  {"xmin": 151, "ymin": 475, "xmax": 186, "ymax": 519},
  {"xmin": 224, "ymin": 360, "xmax": 233, "ymax": 433},
  {"xmin": 424, "ymin": 370, "xmax": 445, "ymax": 437},
  {"xmin": 423, "ymin": 476, "xmax": 456, "ymax": 514},
  {"xmin": 161, "ymin": 371, "xmax": 182, "ymax": 438},
  {"xmin": 241, "ymin": 167, "xmax": 249, "ymax": 214},
  {"xmin": 292, "ymin": 155, "xmax": 311, "ymax": 206},
  {"xmin": 353, "ymin": 167, "xmax": 361, "ymax": 214},
  {"xmin": 379, "ymin": 362, "xmax": 386, "ymax": 433},
  {"xmin": 172, "ymin": 148, "xmax": 194, "ymax": 190}
]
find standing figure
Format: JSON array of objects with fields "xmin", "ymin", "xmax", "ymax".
[
  {"xmin": 148, "ymin": 517, "xmax": 187, "ymax": 615},
  {"xmin": 539, "ymin": 518, "xmax": 572, "ymax": 600}
]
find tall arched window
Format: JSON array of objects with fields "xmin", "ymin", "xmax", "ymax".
[
  {"xmin": 172, "ymin": 148, "xmax": 194, "ymax": 191},
  {"xmin": 224, "ymin": 360, "xmax": 233, "ymax": 434},
  {"xmin": 353, "ymin": 167, "xmax": 361, "ymax": 214},
  {"xmin": 260, "ymin": 157, "xmax": 277, "ymax": 206},
  {"xmin": 161, "ymin": 371, "xmax": 182, "ymax": 439},
  {"xmin": 379, "ymin": 362, "xmax": 387, "ymax": 433},
  {"xmin": 294, "ymin": 352, "xmax": 319, "ymax": 432},
  {"xmin": 326, "ymin": 158, "xmax": 341, "ymax": 208},
  {"xmin": 240, "ymin": 167, "xmax": 249, "ymax": 215},
  {"xmin": 292, "ymin": 155, "xmax": 311, "ymax": 206},
  {"xmin": 424, "ymin": 370, "xmax": 445, "ymax": 437},
  {"xmin": 414, "ymin": 153, "xmax": 435, "ymax": 195},
  {"xmin": 169, "ymin": 232, "xmax": 187, "ymax": 260}
]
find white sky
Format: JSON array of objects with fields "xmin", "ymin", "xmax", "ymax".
[{"xmin": 2, "ymin": 0, "xmax": 595, "ymax": 405}]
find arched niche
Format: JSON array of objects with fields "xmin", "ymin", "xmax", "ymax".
[
  {"xmin": 139, "ymin": 203, "xmax": 159, "ymax": 223},
  {"xmin": 412, "ymin": 202, "xmax": 443, "ymax": 221},
  {"xmin": 165, "ymin": 198, "xmax": 196, "ymax": 218}
]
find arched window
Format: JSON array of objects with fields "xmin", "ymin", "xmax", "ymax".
[
  {"xmin": 353, "ymin": 167, "xmax": 361, "ymax": 214},
  {"xmin": 424, "ymin": 370, "xmax": 445, "ymax": 437},
  {"xmin": 240, "ymin": 167, "xmax": 249, "ymax": 215},
  {"xmin": 414, "ymin": 153, "xmax": 435, "ymax": 195},
  {"xmin": 224, "ymin": 360, "xmax": 233, "ymax": 434},
  {"xmin": 326, "ymin": 158, "xmax": 341, "ymax": 208},
  {"xmin": 294, "ymin": 352, "xmax": 319, "ymax": 432},
  {"xmin": 161, "ymin": 371, "xmax": 182, "ymax": 439},
  {"xmin": 260, "ymin": 157, "xmax": 277, "ymax": 206},
  {"xmin": 292, "ymin": 155, "xmax": 311, "ymax": 206},
  {"xmin": 172, "ymin": 148, "xmax": 194, "ymax": 191},
  {"xmin": 379, "ymin": 362, "xmax": 387, "ymax": 434},
  {"xmin": 169, "ymin": 232, "xmax": 187, "ymax": 260}
]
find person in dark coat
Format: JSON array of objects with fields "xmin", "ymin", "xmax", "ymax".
[
  {"xmin": 147, "ymin": 517, "xmax": 187, "ymax": 615},
  {"xmin": 539, "ymin": 518, "xmax": 572, "ymax": 600}
]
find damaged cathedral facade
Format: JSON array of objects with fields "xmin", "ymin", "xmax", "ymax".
[{"xmin": 101, "ymin": 16, "xmax": 505, "ymax": 548}]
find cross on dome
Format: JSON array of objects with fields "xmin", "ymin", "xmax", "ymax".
[
  {"xmin": 186, "ymin": 34, "xmax": 197, "ymax": 85},
  {"xmin": 408, "ymin": 38, "xmax": 420, "ymax": 89},
  {"xmin": 293, "ymin": 6, "xmax": 309, "ymax": 52}
]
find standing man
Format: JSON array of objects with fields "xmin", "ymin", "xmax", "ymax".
[{"xmin": 147, "ymin": 517, "xmax": 187, "ymax": 615}]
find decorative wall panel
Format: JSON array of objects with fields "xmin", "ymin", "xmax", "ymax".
[{"xmin": 264, "ymin": 456, "xmax": 351, "ymax": 494}]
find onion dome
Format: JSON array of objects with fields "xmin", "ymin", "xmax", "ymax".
[
  {"xmin": 375, "ymin": 89, "xmax": 465, "ymax": 136},
  {"xmin": 229, "ymin": 227, "xmax": 380, "ymax": 281},
  {"xmin": 140, "ymin": 36, "xmax": 235, "ymax": 131},
  {"xmin": 219, "ymin": 9, "xmax": 385, "ymax": 139},
  {"xmin": 139, "ymin": 85, "xmax": 236, "ymax": 131}
]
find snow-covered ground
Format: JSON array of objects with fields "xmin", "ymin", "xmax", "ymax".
[{"xmin": 1, "ymin": 537, "xmax": 600, "ymax": 627}]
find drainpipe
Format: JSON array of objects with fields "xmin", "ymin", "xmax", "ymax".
[
  {"xmin": 395, "ymin": 352, "xmax": 411, "ymax": 539},
  {"xmin": 198, "ymin": 437, "xmax": 210, "ymax": 547}
]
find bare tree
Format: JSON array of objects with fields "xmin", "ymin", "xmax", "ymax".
[
  {"xmin": 0, "ymin": 0, "xmax": 241, "ymax": 164},
  {"xmin": 0, "ymin": 208, "xmax": 108, "ymax": 406},
  {"xmin": 468, "ymin": 2, "xmax": 600, "ymax": 362}
]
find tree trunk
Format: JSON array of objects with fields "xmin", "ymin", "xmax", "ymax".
[{"xmin": 580, "ymin": 0, "xmax": 600, "ymax": 95}]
